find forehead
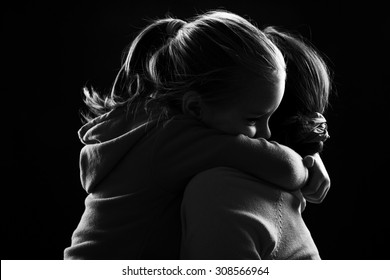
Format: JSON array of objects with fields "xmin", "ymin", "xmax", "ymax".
[{"xmin": 238, "ymin": 77, "xmax": 285, "ymax": 114}]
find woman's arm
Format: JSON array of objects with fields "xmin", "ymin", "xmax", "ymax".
[{"xmin": 152, "ymin": 116, "xmax": 308, "ymax": 192}]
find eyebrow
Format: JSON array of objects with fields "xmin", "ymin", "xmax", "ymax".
[
  {"xmin": 247, "ymin": 108, "xmax": 270, "ymax": 115},
  {"xmin": 246, "ymin": 112, "xmax": 267, "ymax": 118}
]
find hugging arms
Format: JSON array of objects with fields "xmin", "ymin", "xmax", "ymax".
[{"xmin": 65, "ymin": 11, "xmax": 332, "ymax": 260}]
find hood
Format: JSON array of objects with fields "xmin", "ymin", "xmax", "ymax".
[{"xmin": 78, "ymin": 107, "xmax": 156, "ymax": 193}]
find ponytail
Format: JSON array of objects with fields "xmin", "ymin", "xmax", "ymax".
[
  {"xmin": 81, "ymin": 11, "xmax": 286, "ymax": 123},
  {"xmin": 82, "ymin": 18, "xmax": 186, "ymax": 122}
]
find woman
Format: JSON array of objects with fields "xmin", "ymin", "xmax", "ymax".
[{"xmin": 180, "ymin": 27, "xmax": 332, "ymax": 259}]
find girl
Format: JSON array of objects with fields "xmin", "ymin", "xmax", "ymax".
[
  {"xmin": 180, "ymin": 27, "xmax": 332, "ymax": 259},
  {"xmin": 64, "ymin": 10, "xmax": 329, "ymax": 259}
]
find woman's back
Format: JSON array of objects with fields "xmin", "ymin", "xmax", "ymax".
[{"xmin": 181, "ymin": 167, "xmax": 321, "ymax": 259}]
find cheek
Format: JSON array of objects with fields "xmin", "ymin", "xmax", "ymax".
[
  {"xmin": 247, "ymin": 126, "xmax": 257, "ymax": 138},
  {"xmin": 223, "ymin": 123, "xmax": 256, "ymax": 137},
  {"xmin": 222, "ymin": 120, "xmax": 256, "ymax": 137},
  {"xmin": 235, "ymin": 125, "xmax": 257, "ymax": 138}
]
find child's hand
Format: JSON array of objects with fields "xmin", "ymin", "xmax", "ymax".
[{"xmin": 301, "ymin": 153, "xmax": 330, "ymax": 203}]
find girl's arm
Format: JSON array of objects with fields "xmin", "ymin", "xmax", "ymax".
[
  {"xmin": 301, "ymin": 153, "xmax": 331, "ymax": 203},
  {"xmin": 151, "ymin": 116, "xmax": 308, "ymax": 192}
]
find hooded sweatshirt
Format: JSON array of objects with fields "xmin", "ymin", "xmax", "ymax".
[{"xmin": 64, "ymin": 106, "xmax": 308, "ymax": 259}]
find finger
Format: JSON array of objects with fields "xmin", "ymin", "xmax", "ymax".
[
  {"xmin": 301, "ymin": 178, "xmax": 320, "ymax": 196},
  {"xmin": 305, "ymin": 179, "xmax": 331, "ymax": 204},
  {"xmin": 303, "ymin": 155, "xmax": 315, "ymax": 168},
  {"xmin": 305, "ymin": 185, "xmax": 327, "ymax": 203},
  {"xmin": 303, "ymin": 178, "xmax": 329, "ymax": 196},
  {"xmin": 301, "ymin": 167, "xmax": 330, "ymax": 196}
]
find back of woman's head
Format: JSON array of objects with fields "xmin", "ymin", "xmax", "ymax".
[
  {"xmin": 265, "ymin": 27, "xmax": 332, "ymax": 155},
  {"xmin": 82, "ymin": 10, "xmax": 285, "ymax": 121}
]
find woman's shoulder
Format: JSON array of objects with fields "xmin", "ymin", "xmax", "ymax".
[
  {"xmin": 185, "ymin": 167, "xmax": 281, "ymax": 201},
  {"xmin": 184, "ymin": 167, "xmax": 305, "ymax": 214}
]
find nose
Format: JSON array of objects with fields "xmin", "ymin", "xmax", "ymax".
[{"xmin": 263, "ymin": 125, "xmax": 271, "ymax": 139}]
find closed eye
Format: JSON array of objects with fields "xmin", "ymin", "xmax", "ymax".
[{"xmin": 247, "ymin": 118, "xmax": 261, "ymax": 126}]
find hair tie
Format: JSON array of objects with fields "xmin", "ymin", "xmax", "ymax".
[
  {"xmin": 166, "ymin": 19, "xmax": 186, "ymax": 38},
  {"xmin": 284, "ymin": 112, "xmax": 330, "ymax": 144}
]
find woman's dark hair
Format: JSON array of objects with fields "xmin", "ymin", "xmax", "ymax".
[
  {"xmin": 265, "ymin": 27, "xmax": 333, "ymax": 156},
  {"xmin": 82, "ymin": 10, "xmax": 285, "ymax": 122}
]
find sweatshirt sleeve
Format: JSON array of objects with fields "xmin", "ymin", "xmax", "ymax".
[{"xmin": 151, "ymin": 116, "xmax": 308, "ymax": 192}]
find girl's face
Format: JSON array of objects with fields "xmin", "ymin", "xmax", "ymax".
[{"xmin": 201, "ymin": 76, "xmax": 285, "ymax": 139}]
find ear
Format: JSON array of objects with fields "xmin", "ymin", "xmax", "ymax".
[{"xmin": 182, "ymin": 91, "xmax": 202, "ymax": 118}]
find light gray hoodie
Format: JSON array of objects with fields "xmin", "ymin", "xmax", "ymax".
[{"xmin": 64, "ymin": 106, "xmax": 308, "ymax": 259}]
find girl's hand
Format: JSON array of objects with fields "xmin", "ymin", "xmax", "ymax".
[{"xmin": 301, "ymin": 153, "xmax": 330, "ymax": 203}]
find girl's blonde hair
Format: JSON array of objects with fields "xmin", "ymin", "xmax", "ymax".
[{"xmin": 82, "ymin": 10, "xmax": 286, "ymax": 121}]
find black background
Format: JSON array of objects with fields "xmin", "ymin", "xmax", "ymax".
[{"xmin": 5, "ymin": 0, "xmax": 388, "ymax": 259}]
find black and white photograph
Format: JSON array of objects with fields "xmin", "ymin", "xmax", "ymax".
[{"xmin": 5, "ymin": 0, "xmax": 388, "ymax": 268}]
